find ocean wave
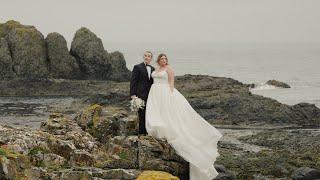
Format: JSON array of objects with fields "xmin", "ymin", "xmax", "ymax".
[{"xmin": 250, "ymin": 83, "xmax": 278, "ymax": 90}]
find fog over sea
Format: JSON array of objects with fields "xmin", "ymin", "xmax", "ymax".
[{"xmin": 108, "ymin": 42, "xmax": 320, "ymax": 108}]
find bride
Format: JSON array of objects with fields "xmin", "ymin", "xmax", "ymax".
[{"xmin": 145, "ymin": 53, "xmax": 223, "ymax": 180}]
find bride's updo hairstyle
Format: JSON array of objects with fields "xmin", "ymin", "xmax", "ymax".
[{"xmin": 157, "ymin": 53, "xmax": 169, "ymax": 66}]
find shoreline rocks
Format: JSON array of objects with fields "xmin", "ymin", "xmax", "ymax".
[
  {"xmin": 0, "ymin": 106, "xmax": 191, "ymax": 179},
  {"xmin": 0, "ymin": 74, "xmax": 319, "ymax": 128}
]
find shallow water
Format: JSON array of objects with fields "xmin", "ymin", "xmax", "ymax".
[{"xmin": 0, "ymin": 97, "xmax": 75, "ymax": 129}]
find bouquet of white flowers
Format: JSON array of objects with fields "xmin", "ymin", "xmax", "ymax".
[{"xmin": 129, "ymin": 97, "xmax": 145, "ymax": 112}]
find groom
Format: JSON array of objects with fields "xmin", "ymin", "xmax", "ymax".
[{"xmin": 130, "ymin": 51, "xmax": 155, "ymax": 135}]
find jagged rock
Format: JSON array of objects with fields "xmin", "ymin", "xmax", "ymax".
[
  {"xmin": 1, "ymin": 20, "xmax": 48, "ymax": 78},
  {"xmin": 107, "ymin": 51, "xmax": 131, "ymax": 81},
  {"xmin": 0, "ymin": 23, "xmax": 5, "ymax": 38},
  {"xmin": 137, "ymin": 170, "xmax": 180, "ymax": 180},
  {"xmin": 69, "ymin": 149, "xmax": 94, "ymax": 166},
  {"xmin": 74, "ymin": 104, "xmax": 103, "ymax": 131},
  {"xmin": 214, "ymin": 164, "xmax": 235, "ymax": 180},
  {"xmin": 48, "ymin": 139, "xmax": 76, "ymax": 159},
  {"xmin": 74, "ymin": 104, "xmax": 138, "ymax": 141},
  {"xmin": 175, "ymin": 75, "xmax": 319, "ymax": 127},
  {"xmin": 0, "ymin": 105, "xmax": 194, "ymax": 179},
  {"xmin": 45, "ymin": 32, "xmax": 81, "ymax": 79},
  {"xmin": 49, "ymin": 167, "xmax": 141, "ymax": 180},
  {"xmin": 0, "ymin": 38, "xmax": 15, "ymax": 80},
  {"xmin": 266, "ymin": 79, "xmax": 290, "ymax": 88},
  {"xmin": 291, "ymin": 103, "xmax": 320, "ymax": 127},
  {"xmin": 103, "ymin": 135, "xmax": 139, "ymax": 169},
  {"xmin": 291, "ymin": 167, "xmax": 320, "ymax": 180},
  {"xmin": 30, "ymin": 152, "xmax": 66, "ymax": 168},
  {"xmin": 138, "ymin": 136, "xmax": 189, "ymax": 179},
  {"xmin": 1, "ymin": 20, "xmax": 130, "ymax": 81},
  {"xmin": 91, "ymin": 168, "xmax": 141, "ymax": 179},
  {"xmin": 70, "ymin": 27, "xmax": 111, "ymax": 80},
  {"xmin": 50, "ymin": 168, "xmax": 92, "ymax": 180}
]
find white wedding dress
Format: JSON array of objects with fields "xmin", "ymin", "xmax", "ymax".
[{"xmin": 145, "ymin": 69, "xmax": 223, "ymax": 180}]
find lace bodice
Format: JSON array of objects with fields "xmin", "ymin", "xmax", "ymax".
[{"xmin": 152, "ymin": 70, "xmax": 169, "ymax": 84}]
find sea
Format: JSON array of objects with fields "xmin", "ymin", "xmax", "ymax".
[{"xmin": 108, "ymin": 42, "xmax": 320, "ymax": 108}]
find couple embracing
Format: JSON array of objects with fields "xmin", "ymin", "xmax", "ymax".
[{"xmin": 130, "ymin": 51, "xmax": 223, "ymax": 180}]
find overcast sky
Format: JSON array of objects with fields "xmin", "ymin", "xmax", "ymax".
[{"xmin": 1, "ymin": 0, "xmax": 320, "ymax": 44}]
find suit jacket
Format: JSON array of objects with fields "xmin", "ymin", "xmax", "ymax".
[{"xmin": 130, "ymin": 62, "xmax": 155, "ymax": 101}]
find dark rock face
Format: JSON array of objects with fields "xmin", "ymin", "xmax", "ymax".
[
  {"xmin": 266, "ymin": 79, "xmax": 291, "ymax": 88},
  {"xmin": 214, "ymin": 164, "xmax": 235, "ymax": 180},
  {"xmin": 2, "ymin": 20, "xmax": 49, "ymax": 78},
  {"xmin": 0, "ymin": 38, "xmax": 15, "ymax": 79},
  {"xmin": 0, "ymin": 20, "xmax": 131, "ymax": 81},
  {"xmin": 45, "ymin": 32, "xmax": 81, "ymax": 79},
  {"xmin": 107, "ymin": 51, "xmax": 131, "ymax": 81},
  {"xmin": 70, "ymin": 27, "xmax": 112, "ymax": 80},
  {"xmin": 175, "ymin": 75, "xmax": 320, "ymax": 127},
  {"xmin": 73, "ymin": 104, "xmax": 189, "ymax": 179},
  {"xmin": 291, "ymin": 167, "xmax": 320, "ymax": 180},
  {"xmin": 291, "ymin": 103, "xmax": 320, "ymax": 127}
]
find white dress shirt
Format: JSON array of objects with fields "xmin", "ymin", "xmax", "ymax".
[{"xmin": 144, "ymin": 62, "xmax": 151, "ymax": 79}]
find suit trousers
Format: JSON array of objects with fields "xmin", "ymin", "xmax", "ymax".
[{"xmin": 138, "ymin": 107, "xmax": 147, "ymax": 135}]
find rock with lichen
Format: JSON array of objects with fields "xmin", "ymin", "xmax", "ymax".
[
  {"xmin": 70, "ymin": 27, "xmax": 111, "ymax": 80},
  {"xmin": 0, "ymin": 20, "xmax": 131, "ymax": 81},
  {"xmin": 1, "ymin": 20, "xmax": 48, "ymax": 78},
  {"xmin": 45, "ymin": 32, "xmax": 81, "ymax": 79},
  {"xmin": 107, "ymin": 51, "xmax": 131, "ymax": 81},
  {"xmin": 0, "ymin": 38, "xmax": 15, "ymax": 80},
  {"xmin": 137, "ymin": 170, "xmax": 180, "ymax": 180},
  {"xmin": 0, "ymin": 107, "xmax": 190, "ymax": 179}
]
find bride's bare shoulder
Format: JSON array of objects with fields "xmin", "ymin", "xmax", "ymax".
[{"xmin": 165, "ymin": 65, "xmax": 174, "ymax": 74}]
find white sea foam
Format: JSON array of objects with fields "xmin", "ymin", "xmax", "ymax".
[{"xmin": 250, "ymin": 83, "xmax": 278, "ymax": 91}]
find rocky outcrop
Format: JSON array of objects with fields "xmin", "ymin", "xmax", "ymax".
[
  {"xmin": 1, "ymin": 20, "xmax": 48, "ymax": 78},
  {"xmin": 291, "ymin": 167, "xmax": 320, "ymax": 180},
  {"xmin": 69, "ymin": 27, "xmax": 131, "ymax": 81},
  {"xmin": 107, "ymin": 51, "xmax": 131, "ymax": 81},
  {"xmin": 0, "ymin": 38, "xmax": 15, "ymax": 79},
  {"xmin": 174, "ymin": 75, "xmax": 320, "ymax": 127},
  {"xmin": 266, "ymin": 79, "xmax": 291, "ymax": 88},
  {"xmin": 137, "ymin": 170, "xmax": 179, "ymax": 180},
  {"xmin": 0, "ymin": 105, "xmax": 192, "ymax": 179},
  {"xmin": 238, "ymin": 130, "xmax": 320, "ymax": 179},
  {"xmin": 45, "ymin": 32, "xmax": 81, "ymax": 79},
  {"xmin": 73, "ymin": 104, "xmax": 189, "ymax": 178},
  {"xmin": 0, "ymin": 20, "xmax": 131, "ymax": 81},
  {"xmin": 70, "ymin": 27, "xmax": 111, "ymax": 80}
]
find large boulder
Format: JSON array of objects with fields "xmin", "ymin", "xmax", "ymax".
[
  {"xmin": 107, "ymin": 51, "xmax": 131, "ymax": 81},
  {"xmin": 1, "ymin": 20, "xmax": 48, "ymax": 78},
  {"xmin": 0, "ymin": 38, "xmax": 15, "ymax": 80},
  {"xmin": 137, "ymin": 170, "xmax": 180, "ymax": 180},
  {"xmin": 70, "ymin": 27, "xmax": 111, "ymax": 80},
  {"xmin": 291, "ymin": 103, "xmax": 320, "ymax": 127},
  {"xmin": 291, "ymin": 167, "xmax": 320, "ymax": 180},
  {"xmin": 74, "ymin": 104, "xmax": 138, "ymax": 142},
  {"xmin": 45, "ymin": 32, "xmax": 81, "ymax": 79},
  {"xmin": 266, "ymin": 79, "xmax": 290, "ymax": 88},
  {"xmin": 138, "ymin": 136, "xmax": 189, "ymax": 179}
]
